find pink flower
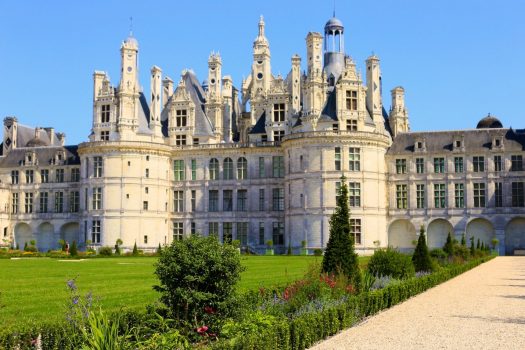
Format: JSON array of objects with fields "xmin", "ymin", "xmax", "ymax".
[{"xmin": 197, "ymin": 325, "xmax": 209, "ymax": 335}]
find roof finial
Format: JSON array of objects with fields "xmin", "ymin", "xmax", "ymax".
[
  {"xmin": 258, "ymin": 15, "xmax": 265, "ymax": 37},
  {"xmin": 129, "ymin": 16, "xmax": 133, "ymax": 36},
  {"xmin": 333, "ymin": 0, "xmax": 336, "ymax": 17}
]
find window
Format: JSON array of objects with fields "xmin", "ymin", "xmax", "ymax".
[
  {"xmin": 396, "ymin": 159, "xmax": 407, "ymax": 174},
  {"xmin": 209, "ymin": 158, "xmax": 219, "ymax": 180},
  {"xmin": 223, "ymin": 222, "xmax": 233, "ymax": 243},
  {"xmin": 495, "ymin": 182, "xmax": 503, "ymax": 208},
  {"xmin": 209, "ymin": 222, "xmax": 219, "ymax": 237},
  {"xmin": 273, "ymin": 130, "xmax": 285, "ymax": 142},
  {"xmin": 144, "ymin": 235, "xmax": 148, "ymax": 244},
  {"xmin": 273, "ymin": 103, "xmax": 285, "ymax": 122},
  {"xmin": 272, "ymin": 222, "xmax": 285, "ymax": 245},
  {"xmin": 93, "ymin": 156, "xmax": 103, "ymax": 178},
  {"xmin": 145, "ymin": 187, "xmax": 149, "ymax": 194},
  {"xmin": 473, "ymin": 183, "xmax": 486, "ymax": 208},
  {"xmin": 25, "ymin": 170, "xmax": 34, "ymax": 184},
  {"xmin": 143, "ymin": 201, "xmax": 149, "ymax": 210},
  {"xmin": 416, "ymin": 184, "xmax": 425, "ymax": 209},
  {"xmin": 223, "ymin": 190, "xmax": 233, "ymax": 211},
  {"xmin": 345, "ymin": 90, "xmax": 358, "ymax": 110},
  {"xmin": 191, "ymin": 190, "xmax": 196, "ymax": 212},
  {"xmin": 272, "ymin": 188, "xmax": 284, "ymax": 211},
  {"xmin": 173, "ymin": 222, "xmax": 184, "ymax": 241},
  {"xmin": 176, "ymin": 109, "xmax": 187, "ymax": 127},
  {"xmin": 415, "ymin": 158, "xmax": 425, "ymax": 174},
  {"xmin": 237, "ymin": 222, "xmax": 248, "ymax": 245},
  {"xmin": 54, "ymin": 191, "xmax": 64, "ymax": 213},
  {"xmin": 11, "ymin": 193, "xmax": 18, "ymax": 214},
  {"xmin": 346, "ymin": 119, "xmax": 357, "ymax": 131},
  {"xmin": 145, "ymin": 168, "xmax": 149, "ymax": 178},
  {"xmin": 334, "ymin": 147, "xmax": 341, "ymax": 171},
  {"xmin": 174, "ymin": 190, "xmax": 184, "ymax": 212},
  {"xmin": 41, "ymin": 169, "xmax": 49, "ymax": 183},
  {"xmin": 494, "ymin": 155, "xmax": 503, "ymax": 172},
  {"xmin": 10, "ymin": 170, "xmax": 19, "ymax": 185},
  {"xmin": 259, "ymin": 222, "xmax": 265, "ymax": 245},
  {"xmin": 258, "ymin": 157, "xmax": 265, "ymax": 178},
  {"xmin": 101, "ymin": 104, "xmax": 110, "ymax": 123},
  {"xmin": 349, "ymin": 148, "xmax": 360, "ymax": 171},
  {"xmin": 473, "ymin": 156, "xmax": 485, "ymax": 172},
  {"xmin": 209, "ymin": 190, "xmax": 219, "ymax": 212},
  {"xmin": 55, "ymin": 169, "xmax": 64, "ymax": 183},
  {"xmin": 512, "ymin": 182, "xmax": 524, "ymax": 207},
  {"xmin": 350, "ymin": 219, "xmax": 361, "ymax": 244},
  {"xmin": 396, "ymin": 184, "xmax": 407, "ymax": 209},
  {"xmin": 272, "ymin": 156, "xmax": 285, "ymax": 178},
  {"xmin": 434, "ymin": 184, "xmax": 446, "ymax": 208},
  {"xmin": 173, "ymin": 160, "xmax": 184, "ymax": 181},
  {"xmin": 349, "ymin": 182, "xmax": 361, "ymax": 207},
  {"xmin": 100, "ymin": 131, "xmax": 109, "ymax": 141},
  {"xmin": 237, "ymin": 157, "xmax": 248, "ymax": 180},
  {"xmin": 70, "ymin": 191, "xmax": 79, "ymax": 213},
  {"xmin": 223, "ymin": 158, "xmax": 234, "ymax": 180},
  {"xmin": 176, "ymin": 135, "xmax": 187, "ymax": 145},
  {"xmin": 335, "ymin": 181, "xmax": 341, "ymax": 203},
  {"xmin": 191, "ymin": 222, "xmax": 196, "ymax": 235},
  {"xmin": 511, "ymin": 155, "xmax": 523, "ymax": 171},
  {"xmin": 433, "ymin": 158, "xmax": 445, "ymax": 173},
  {"xmin": 454, "ymin": 157, "xmax": 464, "ymax": 173},
  {"xmin": 39, "ymin": 192, "xmax": 48, "ymax": 213},
  {"xmin": 71, "ymin": 168, "xmax": 80, "ymax": 182},
  {"xmin": 92, "ymin": 220, "xmax": 101, "ymax": 244},
  {"xmin": 332, "ymin": 123, "xmax": 338, "ymax": 131},
  {"xmin": 24, "ymin": 192, "xmax": 33, "ymax": 213},
  {"xmin": 454, "ymin": 183, "xmax": 464, "ymax": 208},
  {"xmin": 259, "ymin": 188, "xmax": 265, "ymax": 211},
  {"xmin": 92, "ymin": 187, "xmax": 102, "ymax": 210},
  {"xmin": 193, "ymin": 138, "xmax": 199, "ymax": 145},
  {"xmin": 237, "ymin": 189, "xmax": 247, "ymax": 211}
]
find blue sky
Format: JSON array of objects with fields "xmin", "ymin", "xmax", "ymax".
[{"xmin": 0, "ymin": 0, "xmax": 523, "ymax": 144}]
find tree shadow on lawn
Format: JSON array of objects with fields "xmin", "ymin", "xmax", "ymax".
[{"xmin": 451, "ymin": 314, "xmax": 525, "ymax": 325}]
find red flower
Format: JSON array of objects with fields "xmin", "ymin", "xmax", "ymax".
[
  {"xmin": 204, "ymin": 306, "xmax": 216, "ymax": 314},
  {"xmin": 196, "ymin": 325, "xmax": 209, "ymax": 335},
  {"xmin": 345, "ymin": 284, "xmax": 355, "ymax": 293}
]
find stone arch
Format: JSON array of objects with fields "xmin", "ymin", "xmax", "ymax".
[
  {"xmin": 388, "ymin": 219, "xmax": 417, "ymax": 252},
  {"xmin": 427, "ymin": 219, "xmax": 453, "ymax": 249},
  {"xmin": 14, "ymin": 222, "xmax": 33, "ymax": 249},
  {"xmin": 60, "ymin": 222, "xmax": 80, "ymax": 246},
  {"xmin": 466, "ymin": 218, "xmax": 495, "ymax": 248},
  {"xmin": 505, "ymin": 217, "xmax": 525, "ymax": 255},
  {"xmin": 36, "ymin": 222, "xmax": 55, "ymax": 252}
]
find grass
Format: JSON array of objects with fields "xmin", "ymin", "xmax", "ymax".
[{"xmin": 0, "ymin": 255, "xmax": 369, "ymax": 326}]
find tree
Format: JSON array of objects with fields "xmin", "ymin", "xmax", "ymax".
[
  {"xmin": 476, "ymin": 238, "xmax": 481, "ymax": 250},
  {"xmin": 132, "ymin": 242, "xmax": 138, "ymax": 256},
  {"xmin": 461, "ymin": 233, "xmax": 466, "ymax": 247},
  {"xmin": 443, "ymin": 232, "xmax": 454, "ymax": 257},
  {"xmin": 322, "ymin": 177, "xmax": 361, "ymax": 289},
  {"xmin": 412, "ymin": 226, "xmax": 433, "ymax": 272},
  {"xmin": 157, "ymin": 243, "xmax": 162, "ymax": 255},
  {"xmin": 470, "ymin": 236, "xmax": 475, "ymax": 256},
  {"xmin": 115, "ymin": 238, "xmax": 123, "ymax": 255},
  {"xmin": 70, "ymin": 240, "xmax": 78, "ymax": 256}
]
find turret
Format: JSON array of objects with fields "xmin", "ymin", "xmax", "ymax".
[
  {"xmin": 208, "ymin": 53, "xmax": 222, "ymax": 98},
  {"xmin": 306, "ymin": 32, "xmax": 323, "ymax": 79},
  {"xmin": 366, "ymin": 55, "xmax": 384, "ymax": 131},
  {"xmin": 150, "ymin": 66, "xmax": 162, "ymax": 137},
  {"xmin": 252, "ymin": 16, "xmax": 272, "ymax": 94},
  {"xmin": 323, "ymin": 16, "xmax": 345, "ymax": 85},
  {"xmin": 389, "ymin": 86, "xmax": 409, "ymax": 137},
  {"xmin": 117, "ymin": 34, "xmax": 140, "ymax": 138}
]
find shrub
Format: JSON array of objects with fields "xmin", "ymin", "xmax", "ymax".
[
  {"xmin": 412, "ymin": 226, "xmax": 433, "ymax": 272},
  {"xmin": 157, "ymin": 243, "xmax": 162, "ymax": 255},
  {"xmin": 70, "ymin": 240, "xmax": 78, "ymax": 257},
  {"xmin": 98, "ymin": 246, "xmax": 113, "ymax": 256},
  {"xmin": 132, "ymin": 242, "xmax": 139, "ymax": 256},
  {"xmin": 367, "ymin": 248, "xmax": 415, "ymax": 279},
  {"xmin": 313, "ymin": 249, "xmax": 323, "ymax": 256},
  {"xmin": 443, "ymin": 232, "xmax": 454, "ymax": 257},
  {"xmin": 430, "ymin": 248, "xmax": 447, "ymax": 260}
]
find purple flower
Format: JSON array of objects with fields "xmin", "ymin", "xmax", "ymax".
[
  {"xmin": 66, "ymin": 279, "xmax": 77, "ymax": 291},
  {"xmin": 72, "ymin": 296, "xmax": 79, "ymax": 305}
]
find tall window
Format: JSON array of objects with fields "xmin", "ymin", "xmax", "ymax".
[
  {"xmin": 348, "ymin": 182, "xmax": 361, "ymax": 207},
  {"xmin": 345, "ymin": 90, "xmax": 358, "ymax": 110},
  {"xmin": 258, "ymin": 157, "xmax": 265, "ymax": 178},
  {"xmin": 434, "ymin": 184, "xmax": 446, "ymax": 208},
  {"xmin": 473, "ymin": 183, "xmax": 486, "ymax": 208},
  {"xmin": 511, "ymin": 155, "xmax": 523, "ymax": 171},
  {"xmin": 223, "ymin": 222, "xmax": 233, "ymax": 243},
  {"xmin": 11, "ymin": 170, "xmax": 19, "ymax": 184},
  {"xmin": 272, "ymin": 188, "xmax": 285, "ymax": 211},
  {"xmin": 237, "ymin": 189, "xmax": 247, "ymax": 211},
  {"xmin": 11, "ymin": 193, "xmax": 18, "ymax": 214},
  {"xmin": 70, "ymin": 191, "xmax": 80, "ymax": 213},
  {"xmin": 71, "ymin": 168, "xmax": 80, "ymax": 182},
  {"xmin": 237, "ymin": 222, "xmax": 248, "ymax": 246},
  {"xmin": 416, "ymin": 184, "xmax": 425, "ymax": 209},
  {"xmin": 209, "ymin": 158, "xmax": 219, "ymax": 180},
  {"xmin": 396, "ymin": 184, "xmax": 407, "ymax": 209},
  {"xmin": 173, "ymin": 160, "xmax": 185, "ymax": 181},
  {"xmin": 259, "ymin": 222, "xmax": 265, "ymax": 245},
  {"xmin": 55, "ymin": 169, "xmax": 64, "ymax": 182},
  {"xmin": 473, "ymin": 156, "xmax": 485, "ymax": 172},
  {"xmin": 209, "ymin": 190, "xmax": 218, "ymax": 212},
  {"xmin": 145, "ymin": 168, "xmax": 149, "ymax": 178},
  {"xmin": 415, "ymin": 158, "xmax": 425, "ymax": 174},
  {"xmin": 346, "ymin": 119, "xmax": 357, "ymax": 131},
  {"xmin": 334, "ymin": 147, "xmax": 341, "ymax": 171},
  {"xmin": 272, "ymin": 222, "xmax": 285, "ymax": 245},
  {"xmin": 93, "ymin": 156, "xmax": 103, "ymax": 178},
  {"xmin": 223, "ymin": 190, "xmax": 233, "ymax": 211},
  {"xmin": 40, "ymin": 169, "xmax": 49, "ymax": 183},
  {"xmin": 259, "ymin": 188, "xmax": 265, "ymax": 211},
  {"xmin": 349, "ymin": 148, "xmax": 360, "ymax": 171},
  {"xmin": 174, "ymin": 190, "xmax": 184, "ymax": 212},
  {"xmin": 208, "ymin": 222, "xmax": 219, "ymax": 237},
  {"xmin": 25, "ymin": 170, "xmax": 34, "ymax": 184},
  {"xmin": 176, "ymin": 135, "xmax": 187, "ymax": 146},
  {"xmin": 495, "ymin": 182, "xmax": 503, "ymax": 207},
  {"xmin": 335, "ymin": 182, "xmax": 341, "ymax": 203},
  {"xmin": 433, "ymin": 158, "xmax": 445, "ymax": 173},
  {"xmin": 100, "ymin": 131, "xmax": 109, "ymax": 141},
  {"xmin": 494, "ymin": 155, "xmax": 503, "ymax": 172},
  {"xmin": 512, "ymin": 182, "xmax": 524, "ymax": 207},
  {"xmin": 191, "ymin": 159, "xmax": 197, "ymax": 180},
  {"xmin": 176, "ymin": 109, "xmax": 187, "ymax": 127},
  {"xmin": 223, "ymin": 158, "xmax": 234, "ymax": 180},
  {"xmin": 54, "ymin": 191, "xmax": 64, "ymax": 213},
  {"xmin": 396, "ymin": 159, "xmax": 407, "ymax": 174},
  {"xmin": 454, "ymin": 183, "xmax": 464, "ymax": 208},
  {"xmin": 191, "ymin": 190, "xmax": 196, "ymax": 212},
  {"xmin": 272, "ymin": 156, "xmax": 285, "ymax": 178},
  {"xmin": 173, "ymin": 222, "xmax": 184, "ymax": 241},
  {"xmin": 454, "ymin": 157, "xmax": 464, "ymax": 173},
  {"xmin": 92, "ymin": 220, "xmax": 101, "ymax": 244},
  {"xmin": 92, "ymin": 187, "xmax": 102, "ymax": 210},
  {"xmin": 39, "ymin": 192, "xmax": 48, "ymax": 213},
  {"xmin": 350, "ymin": 219, "xmax": 361, "ymax": 244},
  {"xmin": 273, "ymin": 130, "xmax": 285, "ymax": 142},
  {"xmin": 24, "ymin": 192, "xmax": 33, "ymax": 213},
  {"xmin": 143, "ymin": 201, "xmax": 149, "ymax": 210},
  {"xmin": 273, "ymin": 103, "xmax": 285, "ymax": 122},
  {"xmin": 237, "ymin": 157, "xmax": 248, "ymax": 180},
  {"xmin": 101, "ymin": 104, "xmax": 110, "ymax": 123}
]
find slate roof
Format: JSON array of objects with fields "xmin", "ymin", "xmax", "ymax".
[
  {"xmin": 17, "ymin": 125, "xmax": 62, "ymax": 148},
  {"xmin": 249, "ymin": 111, "xmax": 267, "ymax": 134},
  {"xmin": 0, "ymin": 145, "xmax": 80, "ymax": 167},
  {"xmin": 137, "ymin": 92, "xmax": 152, "ymax": 134},
  {"xmin": 319, "ymin": 89, "xmax": 337, "ymax": 121}
]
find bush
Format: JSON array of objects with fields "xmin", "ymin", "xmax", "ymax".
[
  {"xmin": 98, "ymin": 246, "xmax": 113, "ymax": 256},
  {"xmin": 132, "ymin": 242, "xmax": 139, "ymax": 256},
  {"xmin": 70, "ymin": 240, "xmax": 78, "ymax": 257},
  {"xmin": 430, "ymin": 248, "xmax": 447, "ymax": 260},
  {"xmin": 412, "ymin": 226, "xmax": 433, "ymax": 272},
  {"xmin": 443, "ymin": 232, "xmax": 454, "ymax": 257},
  {"xmin": 367, "ymin": 248, "xmax": 415, "ymax": 279},
  {"xmin": 313, "ymin": 249, "xmax": 323, "ymax": 256}
]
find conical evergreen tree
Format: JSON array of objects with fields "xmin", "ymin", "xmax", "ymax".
[
  {"xmin": 132, "ymin": 241, "xmax": 139, "ymax": 256},
  {"xmin": 70, "ymin": 240, "xmax": 78, "ymax": 256},
  {"xmin": 461, "ymin": 233, "xmax": 466, "ymax": 247},
  {"xmin": 476, "ymin": 238, "xmax": 481, "ymax": 250},
  {"xmin": 443, "ymin": 232, "xmax": 454, "ymax": 257},
  {"xmin": 481, "ymin": 241, "xmax": 485, "ymax": 251},
  {"xmin": 322, "ymin": 177, "xmax": 361, "ymax": 289},
  {"xmin": 157, "ymin": 243, "xmax": 162, "ymax": 255},
  {"xmin": 470, "ymin": 236, "xmax": 475, "ymax": 256},
  {"xmin": 412, "ymin": 226, "xmax": 433, "ymax": 272}
]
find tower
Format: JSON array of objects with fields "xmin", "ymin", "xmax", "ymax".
[
  {"xmin": 366, "ymin": 55, "xmax": 384, "ymax": 132},
  {"xmin": 251, "ymin": 16, "xmax": 272, "ymax": 95},
  {"xmin": 323, "ymin": 16, "xmax": 345, "ymax": 85},
  {"xmin": 304, "ymin": 32, "xmax": 324, "ymax": 115},
  {"xmin": 150, "ymin": 66, "xmax": 163, "ymax": 138},
  {"xmin": 208, "ymin": 53, "xmax": 222, "ymax": 98},
  {"xmin": 117, "ymin": 34, "xmax": 140, "ymax": 139},
  {"xmin": 389, "ymin": 87, "xmax": 409, "ymax": 137},
  {"xmin": 162, "ymin": 77, "xmax": 174, "ymax": 109}
]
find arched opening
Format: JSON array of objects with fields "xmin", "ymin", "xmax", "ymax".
[
  {"xmin": 427, "ymin": 219, "xmax": 453, "ymax": 249},
  {"xmin": 14, "ymin": 222, "xmax": 33, "ymax": 250},
  {"xmin": 36, "ymin": 222, "xmax": 55, "ymax": 252},
  {"xmin": 388, "ymin": 219, "xmax": 417, "ymax": 252},
  {"xmin": 505, "ymin": 217, "xmax": 525, "ymax": 255},
  {"xmin": 60, "ymin": 222, "xmax": 80, "ymax": 247},
  {"xmin": 466, "ymin": 218, "xmax": 495, "ymax": 248}
]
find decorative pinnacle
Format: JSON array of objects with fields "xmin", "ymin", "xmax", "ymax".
[{"xmin": 129, "ymin": 16, "xmax": 133, "ymax": 36}]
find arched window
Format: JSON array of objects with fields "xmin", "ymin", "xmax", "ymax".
[
  {"xmin": 223, "ymin": 158, "xmax": 234, "ymax": 180},
  {"xmin": 237, "ymin": 157, "xmax": 248, "ymax": 180},
  {"xmin": 209, "ymin": 158, "xmax": 219, "ymax": 180}
]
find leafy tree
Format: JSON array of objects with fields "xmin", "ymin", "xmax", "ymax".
[
  {"xmin": 114, "ymin": 238, "xmax": 123, "ymax": 255},
  {"xmin": 461, "ymin": 233, "xmax": 466, "ymax": 247},
  {"xmin": 412, "ymin": 226, "xmax": 433, "ymax": 272},
  {"xmin": 443, "ymin": 232, "xmax": 454, "ymax": 257},
  {"xmin": 322, "ymin": 177, "xmax": 361, "ymax": 289},
  {"xmin": 132, "ymin": 242, "xmax": 139, "ymax": 256},
  {"xmin": 58, "ymin": 239, "xmax": 67, "ymax": 251},
  {"xmin": 70, "ymin": 240, "xmax": 78, "ymax": 256}
]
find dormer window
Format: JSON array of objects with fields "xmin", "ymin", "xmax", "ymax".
[
  {"xmin": 455, "ymin": 140, "xmax": 462, "ymax": 148},
  {"xmin": 176, "ymin": 110, "xmax": 187, "ymax": 127},
  {"xmin": 273, "ymin": 104, "xmax": 285, "ymax": 122},
  {"xmin": 495, "ymin": 138, "xmax": 501, "ymax": 147},
  {"xmin": 417, "ymin": 142, "xmax": 423, "ymax": 149},
  {"xmin": 101, "ymin": 104, "xmax": 110, "ymax": 123},
  {"xmin": 414, "ymin": 139, "xmax": 426, "ymax": 152},
  {"xmin": 346, "ymin": 91, "xmax": 357, "ymax": 110}
]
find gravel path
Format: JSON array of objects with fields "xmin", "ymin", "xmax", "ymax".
[{"xmin": 311, "ymin": 257, "xmax": 525, "ymax": 350}]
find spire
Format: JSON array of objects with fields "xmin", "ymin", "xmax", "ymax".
[
  {"xmin": 258, "ymin": 15, "xmax": 265, "ymax": 37},
  {"xmin": 129, "ymin": 16, "xmax": 133, "ymax": 37}
]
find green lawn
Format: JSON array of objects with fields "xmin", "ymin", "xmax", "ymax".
[{"xmin": 0, "ymin": 255, "xmax": 369, "ymax": 326}]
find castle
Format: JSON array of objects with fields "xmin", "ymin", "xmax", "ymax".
[{"xmin": 1, "ymin": 16, "xmax": 523, "ymax": 255}]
